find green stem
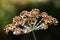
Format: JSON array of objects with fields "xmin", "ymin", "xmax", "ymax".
[
  {"xmin": 32, "ymin": 31, "xmax": 36, "ymax": 40},
  {"xmin": 29, "ymin": 24, "xmax": 36, "ymax": 40}
]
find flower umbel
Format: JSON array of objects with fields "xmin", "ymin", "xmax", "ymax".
[{"xmin": 4, "ymin": 9, "xmax": 58, "ymax": 35}]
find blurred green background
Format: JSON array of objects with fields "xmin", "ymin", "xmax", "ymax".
[{"xmin": 0, "ymin": 0, "xmax": 60, "ymax": 40}]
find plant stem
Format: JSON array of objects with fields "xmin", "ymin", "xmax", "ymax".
[
  {"xmin": 32, "ymin": 31, "xmax": 36, "ymax": 40},
  {"xmin": 29, "ymin": 24, "xmax": 36, "ymax": 40}
]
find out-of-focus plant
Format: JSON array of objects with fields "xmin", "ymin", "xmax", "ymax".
[
  {"xmin": 9, "ymin": 0, "xmax": 29, "ymax": 6},
  {"xmin": 0, "ymin": 0, "xmax": 16, "ymax": 28},
  {"xmin": 54, "ymin": 0, "xmax": 60, "ymax": 8},
  {"xmin": 9, "ymin": 0, "xmax": 50, "ymax": 6},
  {"xmin": 4, "ymin": 9, "xmax": 58, "ymax": 40}
]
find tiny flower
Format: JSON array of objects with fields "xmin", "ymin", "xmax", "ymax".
[
  {"xmin": 23, "ymin": 26, "xmax": 31, "ymax": 33},
  {"xmin": 31, "ymin": 9, "xmax": 40, "ymax": 18},
  {"xmin": 41, "ymin": 12, "xmax": 48, "ymax": 17},
  {"xmin": 4, "ymin": 27, "xmax": 9, "ymax": 34},
  {"xmin": 13, "ymin": 22, "xmax": 19, "ymax": 26},
  {"xmin": 13, "ymin": 16, "xmax": 21, "ymax": 23},
  {"xmin": 26, "ymin": 12, "xmax": 32, "ymax": 17},
  {"xmin": 26, "ymin": 18, "xmax": 36, "ymax": 24},
  {"xmin": 52, "ymin": 18, "xmax": 58, "ymax": 25},
  {"xmin": 4, "ymin": 23, "xmax": 18, "ymax": 34},
  {"xmin": 20, "ymin": 11, "xmax": 28, "ymax": 16},
  {"xmin": 19, "ymin": 19, "xmax": 26, "ymax": 25},
  {"xmin": 20, "ymin": 11, "xmax": 31, "ymax": 18},
  {"xmin": 40, "ymin": 23, "xmax": 48, "ymax": 30},
  {"xmin": 13, "ymin": 28, "xmax": 22, "ymax": 35},
  {"xmin": 43, "ymin": 16, "xmax": 54, "ymax": 24},
  {"xmin": 43, "ymin": 16, "xmax": 50, "ymax": 24}
]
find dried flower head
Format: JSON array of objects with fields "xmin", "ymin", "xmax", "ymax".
[
  {"xmin": 13, "ymin": 27, "xmax": 22, "ymax": 35},
  {"xmin": 40, "ymin": 23, "xmax": 48, "ymax": 30},
  {"xmin": 4, "ymin": 9, "xmax": 58, "ymax": 35}
]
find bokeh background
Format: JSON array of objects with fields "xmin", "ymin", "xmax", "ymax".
[{"xmin": 0, "ymin": 0, "xmax": 60, "ymax": 40}]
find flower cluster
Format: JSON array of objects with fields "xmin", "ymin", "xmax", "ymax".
[{"xmin": 4, "ymin": 9, "xmax": 58, "ymax": 35}]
